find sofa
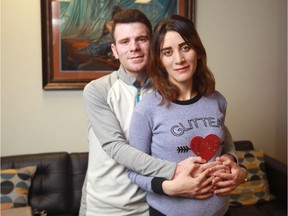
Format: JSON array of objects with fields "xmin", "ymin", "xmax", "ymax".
[
  {"xmin": 1, "ymin": 152, "xmax": 88, "ymax": 216},
  {"xmin": 229, "ymin": 141, "xmax": 287, "ymax": 216},
  {"xmin": 0, "ymin": 140, "xmax": 287, "ymax": 216}
]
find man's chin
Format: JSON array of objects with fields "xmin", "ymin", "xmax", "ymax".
[
  {"xmin": 126, "ymin": 67, "xmax": 146, "ymax": 76},
  {"xmin": 129, "ymin": 64, "xmax": 146, "ymax": 72}
]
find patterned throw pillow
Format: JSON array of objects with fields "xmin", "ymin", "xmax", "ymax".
[
  {"xmin": 229, "ymin": 150, "xmax": 274, "ymax": 206},
  {"xmin": 1, "ymin": 166, "xmax": 37, "ymax": 210}
]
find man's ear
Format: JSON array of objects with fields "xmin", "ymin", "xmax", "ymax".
[{"xmin": 111, "ymin": 43, "xmax": 119, "ymax": 59}]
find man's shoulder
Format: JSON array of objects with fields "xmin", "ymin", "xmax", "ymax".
[{"xmin": 83, "ymin": 71, "xmax": 119, "ymax": 94}]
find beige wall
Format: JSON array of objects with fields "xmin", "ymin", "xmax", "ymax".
[{"xmin": 1, "ymin": 0, "xmax": 287, "ymax": 163}]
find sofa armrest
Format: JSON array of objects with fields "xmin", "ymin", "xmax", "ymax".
[{"xmin": 264, "ymin": 154, "xmax": 287, "ymax": 206}]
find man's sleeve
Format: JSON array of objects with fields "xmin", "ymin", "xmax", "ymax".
[{"xmin": 83, "ymin": 81, "xmax": 176, "ymax": 179}]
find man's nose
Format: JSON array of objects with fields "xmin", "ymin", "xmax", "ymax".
[{"xmin": 130, "ymin": 40, "xmax": 140, "ymax": 51}]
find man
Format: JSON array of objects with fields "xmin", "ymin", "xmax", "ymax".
[{"xmin": 80, "ymin": 9, "xmax": 245, "ymax": 216}]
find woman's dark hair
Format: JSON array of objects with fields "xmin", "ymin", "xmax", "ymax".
[
  {"xmin": 147, "ymin": 15, "xmax": 215, "ymax": 106},
  {"xmin": 111, "ymin": 9, "xmax": 152, "ymax": 42}
]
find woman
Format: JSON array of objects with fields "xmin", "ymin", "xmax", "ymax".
[{"xmin": 128, "ymin": 15, "xmax": 246, "ymax": 216}]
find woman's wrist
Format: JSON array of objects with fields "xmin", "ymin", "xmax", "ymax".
[
  {"xmin": 241, "ymin": 167, "xmax": 248, "ymax": 183},
  {"xmin": 162, "ymin": 180, "xmax": 175, "ymax": 196},
  {"xmin": 152, "ymin": 177, "xmax": 167, "ymax": 195}
]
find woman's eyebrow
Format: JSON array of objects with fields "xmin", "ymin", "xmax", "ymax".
[{"xmin": 160, "ymin": 47, "xmax": 171, "ymax": 52}]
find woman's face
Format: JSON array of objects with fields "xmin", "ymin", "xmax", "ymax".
[{"xmin": 160, "ymin": 31, "xmax": 197, "ymax": 88}]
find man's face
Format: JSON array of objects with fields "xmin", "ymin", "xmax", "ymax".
[{"xmin": 111, "ymin": 23, "xmax": 150, "ymax": 75}]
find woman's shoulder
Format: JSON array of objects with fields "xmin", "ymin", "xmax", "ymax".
[
  {"xmin": 140, "ymin": 91, "xmax": 161, "ymax": 104},
  {"xmin": 135, "ymin": 91, "xmax": 161, "ymax": 110},
  {"xmin": 207, "ymin": 90, "xmax": 226, "ymax": 100},
  {"xmin": 202, "ymin": 90, "xmax": 227, "ymax": 106}
]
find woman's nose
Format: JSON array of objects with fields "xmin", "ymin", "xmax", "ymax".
[{"xmin": 175, "ymin": 51, "xmax": 184, "ymax": 63}]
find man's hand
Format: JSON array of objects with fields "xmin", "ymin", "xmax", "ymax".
[
  {"xmin": 163, "ymin": 164, "xmax": 214, "ymax": 199},
  {"xmin": 164, "ymin": 157, "xmax": 222, "ymax": 199},
  {"xmin": 210, "ymin": 154, "xmax": 247, "ymax": 196},
  {"xmin": 173, "ymin": 157, "xmax": 223, "ymax": 179},
  {"xmin": 172, "ymin": 156, "xmax": 206, "ymax": 179}
]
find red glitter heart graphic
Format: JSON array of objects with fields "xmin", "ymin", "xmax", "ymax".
[{"xmin": 190, "ymin": 134, "xmax": 221, "ymax": 161}]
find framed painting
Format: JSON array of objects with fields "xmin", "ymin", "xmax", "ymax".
[{"xmin": 41, "ymin": 0, "xmax": 195, "ymax": 90}]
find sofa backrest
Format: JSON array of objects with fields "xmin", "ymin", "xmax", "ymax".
[
  {"xmin": 0, "ymin": 143, "xmax": 255, "ymax": 215},
  {"xmin": 234, "ymin": 140, "xmax": 254, "ymax": 151}
]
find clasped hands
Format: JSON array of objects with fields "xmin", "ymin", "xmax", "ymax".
[{"xmin": 162, "ymin": 154, "xmax": 247, "ymax": 199}]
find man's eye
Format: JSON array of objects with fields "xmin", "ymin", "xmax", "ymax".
[
  {"xmin": 139, "ymin": 37, "xmax": 148, "ymax": 43},
  {"xmin": 121, "ymin": 40, "xmax": 129, "ymax": 45}
]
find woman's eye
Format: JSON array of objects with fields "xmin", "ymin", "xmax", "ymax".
[
  {"xmin": 181, "ymin": 45, "xmax": 191, "ymax": 52},
  {"xmin": 162, "ymin": 50, "xmax": 172, "ymax": 56}
]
